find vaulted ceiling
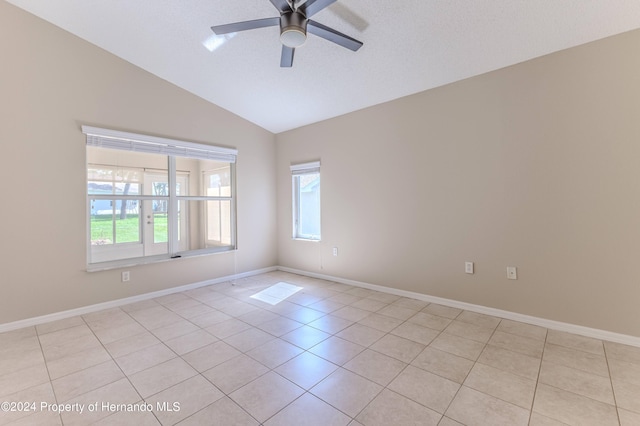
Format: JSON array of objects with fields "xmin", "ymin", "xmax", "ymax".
[{"xmin": 7, "ymin": 0, "xmax": 640, "ymax": 133}]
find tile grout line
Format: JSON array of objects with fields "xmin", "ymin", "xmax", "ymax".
[
  {"xmin": 527, "ymin": 326, "xmax": 549, "ymax": 426},
  {"xmin": 438, "ymin": 312, "xmax": 499, "ymax": 423},
  {"xmin": 34, "ymin": 325, "xmax": 63, "ymax": 425},
  {"xmin": 601, "ymin": 342, "xmax": 621, "ymax": 426}
]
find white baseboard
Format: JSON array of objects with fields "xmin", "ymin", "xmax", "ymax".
[
  {"xmin": 278, "ymin": 266, "xmax": 640, "ymax": 348},
  {"xmin": 4, "ymin": 264, "xmax": 639, "ymax": 349},
  {"xmin": 0, "ymin": 266, "xmax": 277, "ymax": 334}
]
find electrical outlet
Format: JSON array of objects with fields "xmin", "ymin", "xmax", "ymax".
[
  {"xmin": 122, "ymin": 271, "xmax": 130, "ymax": 282},
  {"xmin": 332, "ymin": 247, "xmax": 338, "ymax": 256},
  {"xmin": 506, "ymin": 267, "xmax": 517, "ymax": 280},
  {"xmin": 465, "ymin": 262, "xmax": 474, "ymax": 274}
]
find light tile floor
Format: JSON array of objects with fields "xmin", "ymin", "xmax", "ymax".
[{"xmin": 1, "ymin": 271, "xmax": 639, "ymax": 425}]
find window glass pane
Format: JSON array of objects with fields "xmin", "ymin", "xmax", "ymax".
[
  {"xmin": 89, "ymin": 198, "xmax": 144, "ymax": 263},
  {"xmin": 90, "ymin": 199, "xmax": 141, "ymax": 245},
  {"xmin": 175, "ymin": 158, "xmax": 231, "ymax": 196},
  {"xmin": 87, "ymin": 147, "xmax": 167, "ymax": 196},
  {"xmin": 88, "ymin": 167, "xmax": 115, "ymax": 195},
  {"xmin": 176, "ymin": 179, "xmax": 184, "ymax": 196},
  {"xmin": 175, "ymin": 157, "xmax": 197, "ymax": 196},
  {"xmin": 115, "ymin": 200, "xmax": 140, "ymax": 243},
  {"xmin": 205, "ymin": 164, "xmax": 232, "ymax": 197},
  {"xmin": 176, "ymin": 200, "xmax": 233, "ymax": 251},
  {"xmin": 150, "ymin": 181, "xmax": 169, "ymax": 197},
  {"xmin": 207, "ymin": 200, "xmax": 232, "ymax": 246},
  {"xmin": 177, "ymin": 200, "xmax": 184, "ymax": 242},
  {"xmin": 115, "ymin": 181, "xmax": 140, "ymax": 196},
  {"xmin": 140, "ymin": 199, "xmax": 168, "ymax": 256},
  {"xmin": 90, "ymin": 199, "xmax": 114, "ymax": 245},
  {"xmin": 152, "ymin": 210, "xmax": 168, "ymax": 244},
  {"xmin": 294, "ymin": 172, "xmax": 321, "ymax": 239}
]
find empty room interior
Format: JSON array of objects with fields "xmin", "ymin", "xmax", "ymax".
[{"xmin": 2, "ymin": 0, "xmax": 640, "ymax": 425}]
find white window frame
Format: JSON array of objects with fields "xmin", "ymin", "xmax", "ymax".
[
  {"xmin": 83, "ymin": 126, "xmax": 237, "ymax": 270},
  {"xmin": 291, "ymin": 161, "xmax": 321, "ymax": 241}
]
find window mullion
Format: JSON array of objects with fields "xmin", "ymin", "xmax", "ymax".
[
  {"xmin": 111, "ymin": 203, "xmax": 117, "ymax": 244},
  {"xmin": 168, "ymin": 156, "xmax": 178, "ymax": 255},
  {"xmin": 231, "ymin": 163, "xmax": 237, "ymax": 248}
]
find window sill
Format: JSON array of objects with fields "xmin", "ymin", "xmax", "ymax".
[
  {"xmin": 86, "ymin": 247, "xmax": 236, "ymax": 272},
  {"xmin": 292, "ymin": 238, "xmax": 321, "ymax": 242}
]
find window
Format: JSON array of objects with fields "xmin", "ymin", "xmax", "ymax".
[
  {"xmin": 83, "ymin": 126, "xmax": 237, "ymax": 269},
  {"xmin": 291, "ymin": 161, "xmax": 321, "ymax": 240}
]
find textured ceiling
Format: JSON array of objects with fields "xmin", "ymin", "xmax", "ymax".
[{"xmin": 7, "ymin": 0, "xmax": 640, "ymax": 133}]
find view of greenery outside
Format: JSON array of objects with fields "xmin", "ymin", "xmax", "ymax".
[{"xmin": 91, "ymin": 214, "xmax": 168, "ymax": 244}]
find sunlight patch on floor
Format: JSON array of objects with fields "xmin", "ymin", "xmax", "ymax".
[{"xmin": 249, "ymin": 282, "xmax": 303, "ymax": 305}]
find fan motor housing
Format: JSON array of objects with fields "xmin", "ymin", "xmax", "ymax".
[{"xmin": 280, "ymin": 11, "xmax": 307, "ymax": 47}]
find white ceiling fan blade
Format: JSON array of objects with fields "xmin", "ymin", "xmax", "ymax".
[
  {"xmin": 269, "ymin": 0, "xmax": 293, "ymax": 13},
  {"xmin": 211, "ymin": 17, "xmax": 279, "ymax": 35},
  {"xmin": 308, "ymin": 20, "xmax": 363, "ymax": 51},
  {"xmin": 280, "ymin": 45, "xmax": 295, "ymax": 67},
  {"xmin": 299, "ymin": 0, "xmax": 337, "ymax": 18}
]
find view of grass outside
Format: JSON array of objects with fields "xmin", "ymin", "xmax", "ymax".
[{"xmin": 90, "ymin": 214, "xmax": 168, "ymax": 244}]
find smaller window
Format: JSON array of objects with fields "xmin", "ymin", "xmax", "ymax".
[{"xmin": 291, "ymin": 161, "xmax": 321, "ymax": 240}]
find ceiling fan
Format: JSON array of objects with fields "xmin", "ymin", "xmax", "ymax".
[{"xmin": 211, "ymin": 0, "xmax": 363, "ymax": 67}]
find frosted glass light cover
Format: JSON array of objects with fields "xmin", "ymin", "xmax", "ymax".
[{"xmin": 280, "ymin": 29, "xmax": 306, "ymax": 47}]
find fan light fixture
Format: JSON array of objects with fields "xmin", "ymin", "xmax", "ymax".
[
  {"xmin": 210, "ymin": 0, "xmax": 363, "ymax": 67},
  {"xmin": 280, "ymin": 28, "xmax": 306, "ymax": 47},
  {"xmin": 280, "ymin": 12, "xmax": 307, "ymax": 47}
]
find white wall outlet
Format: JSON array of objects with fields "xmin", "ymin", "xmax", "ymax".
[
  {"xmin": 122, "ymin": 271, "xmax": 130, "ymax": 282},
  {"xmin": 506, "ymin": 266, "xmax": 517, "ymax": 280},
  {"xmin": 332, "ymin": 247, "xmax": 338, "ymax": 256},
  {"xmin": 465, "ymin": 262, "xmax": 474, "ymax": 274}
]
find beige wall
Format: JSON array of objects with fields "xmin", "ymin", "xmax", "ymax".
[
  {"xmin": 277, "ymin": 29, "xmax": 640, "ymax": 337},
  {"xmin": 4, "ymin": 0, "xmax": 640, "ymax": 339},
  {"xmin": 0, "ymin": 2, "xmax": 277, "ymax": 324}
]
